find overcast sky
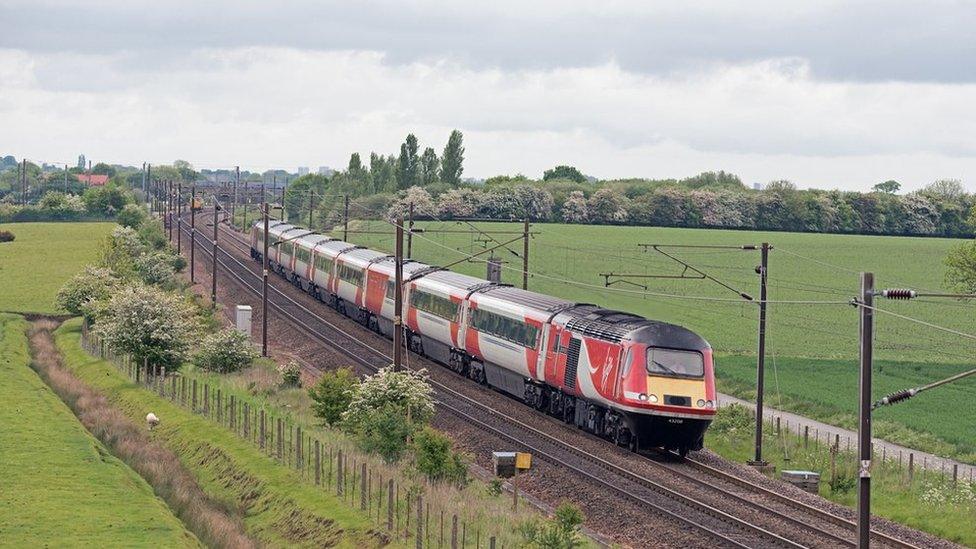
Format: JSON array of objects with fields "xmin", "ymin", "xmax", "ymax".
[{"xmin": 2, "ymin": 0, "xmax": 975, "ymax": 191}]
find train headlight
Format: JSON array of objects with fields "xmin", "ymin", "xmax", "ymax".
[
  {"xmin": 705, "ymin": 400, "xmax": 715, "ymax": 409},
  {"xmin": 638, "ymin": 393, "xmax": 648, "ymax": 402},
  {"xmin": 696, "ymin": 399, "xmax": 706, "ymax": 408},
  {"xmin": 648, "ymin": 394, "xmax": 658, "ymax": 404}
]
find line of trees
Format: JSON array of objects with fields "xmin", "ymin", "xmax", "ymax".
[{"xmin": 286, "ymin": 155, "xmax": 974, "ymax": 238}]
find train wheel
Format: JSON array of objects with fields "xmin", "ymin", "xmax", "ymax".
[{"xmin": 678, "ymin": 446, "xmax": 689, "ymax": 458}]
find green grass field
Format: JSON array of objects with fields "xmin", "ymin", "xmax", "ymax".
[
  {"xmin": 341, "ymin": 221, "xmax": 975, "ymax": 459},
  {"xmin": 343, "ymin": 221, "xmax": 972, "ymax": 362},
  {"xmin": 54, "ymin": 318, "xmax": 388, "ymax": 548},
  {"xmin": 0, "ymin": 313, "xmax": 198, "ymax": 547},
  {"xmin": 0, "ymin": 222, "xmax": 115, "ymax": 314}
]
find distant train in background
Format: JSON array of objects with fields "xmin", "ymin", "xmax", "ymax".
[{"xmin": 251, "ymin": 221, "xmax": 716, "ymax": 455}]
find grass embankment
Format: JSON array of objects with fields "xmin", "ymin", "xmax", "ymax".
[
  {"xmin": 54, "ymin": 318, "xmax": 388, "ymax": 548},
  {"xmin": 0, "ymin": 313, "xmax": 198, "ymax": 547},
  {"xmin": 716, "ymin": 355, "xmax": 976, "ymax": 464},
  {"xmin": 707, "ymin": 405, "xmax": 976, "ymax": 547},
  {"xmin": 179, "ymin": 361, "xmax": 578, "ymax": 549},
  {"xmin": 0, "ymin": 222, "xmax": 115, "ymax": 314}
]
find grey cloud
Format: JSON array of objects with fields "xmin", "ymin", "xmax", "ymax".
[{"xmin": 2, "ymin": 1, "xmax": 975, "ymax": 82}]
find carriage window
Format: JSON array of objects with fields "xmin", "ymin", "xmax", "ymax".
[
  {"xmin": 410, "ymin": 290, "xmax": 458, "ymax": 321},
  {"xmin": 315, "ymin": 255, "xmax": 333, "ymax": 273},
  {"xmin": 337, "ymin": 263, "xmax": 364, "ymax": 287},
  {"xmin": 470, "ymin": 308, "xmax": 539, "ymax": 348},
  {"xmin": 281, "ymin": 242, "xmax": 294, "ymax": 256},
  {"xmin": 295, "ymin": 246, "xmax": 311, "ymax": 262},
  {"xmin": 386, "ymin": 280, "xmax": 396, "ymax": 300},
  {"xmin": 646, "ymin": 348, "xmax": 703, "ymax": 378}
]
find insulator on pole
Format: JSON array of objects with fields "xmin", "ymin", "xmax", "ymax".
[
  {"xmin": 872, "ymin": 388, "xmax": 917, "ymax": 409},
  {"xmin": 881, "ymin": 288, "xmax": 916, "ymax": 300}
]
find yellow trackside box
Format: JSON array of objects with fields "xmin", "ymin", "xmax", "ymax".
[
  {"xmin": 515, "ymin": 452, "xmax": 532, "ymax": 470},
  {"xmin": 191, "ymin": 197, "xmax": 204, "ymax": 211}
]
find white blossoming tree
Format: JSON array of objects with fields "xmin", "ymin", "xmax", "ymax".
[
  {"xmin": 95, "ymin": 284, "xmax": 198, "ymax": 370},
  {"xmin": 56, "ymin": 266, "xmax": 121, "ymax": 320},
  {"xmin": 343, "ymin": 366, "xmax": 435, "ymax": 426}
]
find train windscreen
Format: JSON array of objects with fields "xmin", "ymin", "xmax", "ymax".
[{"xmin": 645, "ymin": 348, "xmax": 704, "ymax": 378}]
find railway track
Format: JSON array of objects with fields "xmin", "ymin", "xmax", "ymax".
[{"xmin": 176, "ymin": 216, "xmax": 923, "ymax": 548}]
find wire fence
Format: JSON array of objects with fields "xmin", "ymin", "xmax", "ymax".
[{"xmin": 81, "ymin": 322, "xmax": 519, "ymax": 549}]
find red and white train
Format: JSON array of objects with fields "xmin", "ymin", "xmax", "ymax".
[{"xmin": 251, "ymin": 221, "xmax": 717, "ymax": 455}]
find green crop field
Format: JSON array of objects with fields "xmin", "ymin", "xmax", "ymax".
[
  {"xmin": 343, "ymin": 221, "xmax": 972, "ymax": 363},
  {"xmin": 340, "ymin": 220, "xmax": 975, "ymax": 459},
  {"xmin": 0, "ymin": 222, "xmax": 115, "ymax": 314},
  {"xmin": 0, "ymin": 313, "xmax": 197, "ymax": 547}
]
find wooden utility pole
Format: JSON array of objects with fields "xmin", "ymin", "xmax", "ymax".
[
  {"xmin": 146, "ymin": 164, "xmax": 152, "ymax": 207},
  {"xmin": 233, "ymin": 166, "xmax": 239, "ymax": 229},
  {"xmin": 64, "ymin": 164, "xmax": 69, "ymax": 192},
  {"xmin": 262, "ymin": 202, "xmax": 270, "ymax": 357},
  {"xmin": 343, "ymin": 195, "xmax": 350, "ymax": 241},
  {"xmin": 308, "ymin": 189, "xmax": 314, "ymax": 228},
  {"xmin": 243, "ymin": 182, "xmax": 249, "ymax": 229},
  {"xmin": 190, "ymin": 186, "xmax": 197, "ymax": 284},
  {"xmin": 19, "ymin": 159, "xmax": 25, "ymax": 205},
  {"xmin": 177, "ymin": 183, "xmax": 182, "ymax": 253},
  {"xmin": 750, "ymin": 242, "xmax": 770, "ymax": 466},
  {"xmin": 393, "ymin": 217, "xmax": 404, "ymax": 371},
  {"xmin": 522, "ymin": 215, "xmax": 530, "ymax": 290},
  {"xmin": 211, "ymin": 197, "xmax": 219, "ymax": 308},
  {"xmin": 167, "ymin": 180, "xmax": 173, "ymax": 241},
  {"xmin": 407, "ymin": 202, "xmax": 414, "ymax": 259},
  {"xmin": 857, "ymin": 272, "xmax": 874, "ymax": 548}
]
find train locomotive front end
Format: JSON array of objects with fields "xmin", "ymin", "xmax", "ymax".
[{"xmin": 614, "ymin": 322, "xmax": 716, "ymax": 455}]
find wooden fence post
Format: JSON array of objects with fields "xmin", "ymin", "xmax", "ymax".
[
  {"xmin": 908, "ymin": 453, "xmax": 915, "ymax": 483},
  {"xmin": 277, "ymin": 418, "xmax": 283, "ymax": 460},
  {"xmin": 259, "ymin": 410, "xmax": 266, "ymax": 449},
  {"xmin": 337, "ymin": 450, "xmax": 344, "ymax": 496},
  {"xmin": 416, "ymin": 496, "xmax": 423, "ymax": 549},
  {"xmin": 192, "ymin": 379, "xmax": 198, "ymax": 410},
  {"xmin": 314, "ymin": 440, "xmax": 321, "ymax": 485},
  {"xmin": 451, "ymin": 514, "xmax": 458, "ymax": 549},
  {"xmin": 387, "ymin": 479, "xmax": 394, "ymax": 531},
  {"xmin": 360, "ymin": 462, "xmax": 367, "ymax": 511}
]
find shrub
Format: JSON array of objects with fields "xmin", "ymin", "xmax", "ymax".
[
  {"xmin": 95, "ymin": 284, "xmax": 198, "ymax": 371},
  {"xmin": 412, "ymin": 427, "xmax": 468, "ymax": 485},
  {"xmin": 353, "ymin": 402, "xmax": 415, "ymax": 463},
  {"xmin": 38, "ymin": 191, "xmax": 86, "ymax": 219},
  {"xmin": 117, "ymin": 203, "xmax": 148, "ymax": 228},
  {"xmin": 83, "ymin": 184, "xmax": 131, "ymax": 216},
  {"xmin": 0, "ymin": 230, "xmax": 13, "ymax": 242},
  {"xmin": 278, "ymin": 360, "xmax": 302, "ymax": 387},
  {"xmin": 137, "ymin": 217, "xmax": 168, "ymax": 250},
  {"xmin": 517, "ymin": 501, "xmax": 585, "ymax": 548},
  {"xmin": 308, "ymin": 367, "xmax": 359, "ymax": 426},
  {"xmin": 55, "ymin": 266, "xmax": 120, "ymax": 319},
  {"xmin": 193, "ymin": 329, "xmax": 258, "ymax": 373},
  {"xmin": 134, "ymin": 251, "xmax": 178, "ymax": 287},
  {"xmin": 342, "ymin": 366, "xmax": 435, "ymax": 430}
]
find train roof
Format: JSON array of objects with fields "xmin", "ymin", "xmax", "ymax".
[
  {"xmin": 421, "ymin": 270, "xmax": 490, "ymax": 291},
  {"xmin": 371, "ymin": 257, "xmax": 432, "ymax": 278},
  {"xmin": 562, "ymin": 305, "xmax": 709, "ymax": 350},
  {"xmin": 339, "ymin": 247, "xmax": 389, "ymax": 264},
  {"xmin": 476, "ymin": 285, "xmax": 575, "ymax": 314}
]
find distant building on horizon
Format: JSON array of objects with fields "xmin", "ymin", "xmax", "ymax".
[
  {"xmin": 77, "ymin": 154, "xmax": 86, "ymax": 169},
  {"xmin": 317, "ymin": 166, "xmax": 335, "ymax": 176},
  {"xmin": 76, "ymin": 173, "xmax": 109, "ymax": 186},
  {"xmin": 297, "ymin": 166, "xmax": 310, "ymax": 176},
  {"xmin": 753, "ymin": 182, "xmax": 763, "ymax": 191}
]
